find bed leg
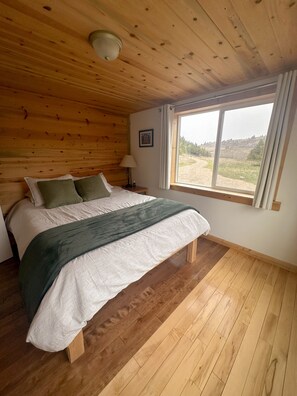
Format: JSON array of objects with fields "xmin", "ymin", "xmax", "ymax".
[
  {"xmin": 66, "ymin": 330, "xmax": 85, "ymax": 363},
  {"xmin": 187, "ymin": 239, "xmax": 197, "ymax": 263}
]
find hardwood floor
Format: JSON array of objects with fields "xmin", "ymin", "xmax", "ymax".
[
  {"xmin": 1, "ymin": 240, "xmax": 296, "ymax": 396},
  {"xmin": 0, "ymin": 238, "xmax": 227, "ymax": 395},
  {"xmin": 99, "ymin": 248, "xmax": 297, "ymax": 396}
]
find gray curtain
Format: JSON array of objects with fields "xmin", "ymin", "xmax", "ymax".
[
  {"xmin": 253, "ymin": 70, "xmax": 297, "ymax": 209},
  {"xmin": 159, "ymin": 104, "xmax": 174, "ymax": 189}
]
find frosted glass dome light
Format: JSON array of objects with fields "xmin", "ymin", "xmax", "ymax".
[{"xmin": 89, "ymin": 30, "xmax": 122, "ymax": 61}]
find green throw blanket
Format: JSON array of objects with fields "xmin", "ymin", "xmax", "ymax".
[{"xmin": 20, "ymin": 198, "xmax": 197, "ymax": 321}]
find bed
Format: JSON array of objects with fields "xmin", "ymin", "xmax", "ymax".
[{"xmin": 6, "ymin": 185, "xmax": 210, "ymax": 362}]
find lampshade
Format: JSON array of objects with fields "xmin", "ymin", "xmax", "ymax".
[
  {"xmin": 89, "ymin": 30, "xmax": 122, "ymax": 61},
  {"xmin": 119, "ymin": 155, "xmax": 137, "ymax": 168}
]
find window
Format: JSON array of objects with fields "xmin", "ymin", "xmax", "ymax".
[{"xmin": 174, "ymin": 97, "xmax": 274, "ymax": 196}]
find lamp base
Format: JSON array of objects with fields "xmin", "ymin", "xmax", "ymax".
[{"xmin": 124, "ymin": 183, "xmax": 133, "ymax": 188}]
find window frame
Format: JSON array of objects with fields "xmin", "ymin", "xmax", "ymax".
[
  {"xmin": 175, "ymin": 96, "xmax": 274, "ymax": 195},
  {"xmin": 171, "ymin": 92, "xmax": 283, "ymax": 211}
]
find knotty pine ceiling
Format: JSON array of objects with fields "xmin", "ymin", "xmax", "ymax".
[{"xmin": 0, "ymin": 0, "xmax": 296, "ymax": 115}]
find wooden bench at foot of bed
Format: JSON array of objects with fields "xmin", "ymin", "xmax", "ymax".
[{"xmin": 66, "ymin": 238, "xmax": 198, "ymax": 363}]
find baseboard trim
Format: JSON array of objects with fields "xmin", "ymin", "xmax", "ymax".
[{"xmin": 203, "ymin": 234, "xmax": 297, "ymax": 273}]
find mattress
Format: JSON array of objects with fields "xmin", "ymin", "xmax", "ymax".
[{"xmin": 6, "ymin": 187, "xmax": 210, "ymax": 352}]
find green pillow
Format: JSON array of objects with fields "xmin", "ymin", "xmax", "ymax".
[
  {"xmin": 74, "ymin": 175, "xmax": 111, "ymax": 202},
  {"xmin": 37, "ymin": 179, "xmax": 83, "ymax": 209}
]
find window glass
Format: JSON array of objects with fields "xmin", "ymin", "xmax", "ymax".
[
  {"xmin": 175, "ymin": 99, "xmax": 274, "ymax": 195},
  {"xmin": 216, "ymin": 103, "xmax": 273, "ymax": 192},
  {"xmin": 177, "ymin": 111, "xmax": 219, "ymax": 187}
]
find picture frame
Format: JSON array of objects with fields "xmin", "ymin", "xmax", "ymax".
[{"xmin": 139, "ymin": 129, "xmax": 154, "ymax": 147}]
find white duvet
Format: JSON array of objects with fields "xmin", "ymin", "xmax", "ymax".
[{"xmin": 6, "ymin": 188, "xmax": 210, "ymax": 352}]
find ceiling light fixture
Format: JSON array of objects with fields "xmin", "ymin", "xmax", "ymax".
[{"xmin": 89, "ymin": 30, "xmax": 123, "ymax": 61}]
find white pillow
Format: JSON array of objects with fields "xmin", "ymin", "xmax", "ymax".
[
  {"xmin": 24, "ymin": 174, "xmax": 73, "ymax": 207},
  {"xmin": 99, "ymin": 173, "xmax": 112, "ymax": 193},
  {"xmin": 72, "ymin": 173, "xmax": 112, "ymax": 193}
]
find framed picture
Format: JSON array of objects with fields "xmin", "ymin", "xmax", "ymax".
[{"xmin": 139, "ymin": 129, "xmax": 154, "ymax": 147}]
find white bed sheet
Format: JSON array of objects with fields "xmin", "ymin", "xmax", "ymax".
[{"xmin": 6, "ymin": 188, "xmax": 210, "ymax": 352}]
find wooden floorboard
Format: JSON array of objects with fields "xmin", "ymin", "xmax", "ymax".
[
  {"xmin": 0, "ymin": 238, "xmax": 227, "ymax": 395},
  {"xmin": 100, "ymin": 250, "xmax": 297, "ymax": 396}
]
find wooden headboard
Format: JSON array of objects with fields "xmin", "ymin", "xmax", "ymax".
[{"xmin": 0, "ymin": 87, "xmax": 129, "ymax": 215}]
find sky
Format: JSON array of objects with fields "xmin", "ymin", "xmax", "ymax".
[{"xmin": 180, "ymin": 103, "xmax": 273, "ymax": 145}]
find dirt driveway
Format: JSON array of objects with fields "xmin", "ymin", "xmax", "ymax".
[{"xmin": 178, "ymin": 156, "xmax": 256, "ymax": 192}]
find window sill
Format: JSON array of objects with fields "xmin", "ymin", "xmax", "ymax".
[{"xmin": 170, "ymin": 183, "xmax": 281, "ymax": 211}]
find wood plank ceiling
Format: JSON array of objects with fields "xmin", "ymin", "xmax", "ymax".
[{"xmin": 0, "ymin": 0, "xmax": 296, "ymax": 115}]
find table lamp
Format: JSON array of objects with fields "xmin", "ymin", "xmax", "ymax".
[{"xmin": 119, "ymin": 155, "xmax": 137, "ymax": 187}]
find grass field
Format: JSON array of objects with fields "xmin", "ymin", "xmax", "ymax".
[
  {"xmin": 206, "ymin": 158, "xmax": 261, "ymax": 185},
  {"xmin": 178, "ymin": 157, "xmax": 196, "ymax": 167}
]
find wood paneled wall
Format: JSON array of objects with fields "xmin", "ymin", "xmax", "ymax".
[{"xmin": 0, "ymin": 87, "xmax": 129, "ymax": 215}]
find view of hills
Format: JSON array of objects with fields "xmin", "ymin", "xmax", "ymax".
[{"xmin": 179, "ymin": 135, "xmax": 266, "ymax": 162}]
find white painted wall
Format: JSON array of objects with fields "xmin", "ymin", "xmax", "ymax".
[{"xmin": 130, "ymin": 106, "xmax": 297, "ymax": 266}]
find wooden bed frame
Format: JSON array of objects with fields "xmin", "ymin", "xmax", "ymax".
[{"xmin": 66, "ymin": 238, "xmax": 198, "ymax": 363}]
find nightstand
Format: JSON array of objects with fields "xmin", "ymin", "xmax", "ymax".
[
  {"xmin": 0, "ymin": 206, "xmax": 13, "ymax": 263},
  {"xmin": 123, "ymin": 186, "xmax": 148, "ymax": 195}
]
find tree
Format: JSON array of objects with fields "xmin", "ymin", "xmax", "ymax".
[
  {"xmin": 247, "ymin": 138, "xmax": 265, "ymax": 161},
  {"xmin": 179, "ymin": 136, "xmax": 211, "ymax": 157}
]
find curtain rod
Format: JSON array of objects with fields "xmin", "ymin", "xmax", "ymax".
[{"xmin": 172, "ymin": 80, "xmax": 277, "ymax": 109}]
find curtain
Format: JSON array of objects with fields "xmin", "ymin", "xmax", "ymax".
[
  {"xmin": 253, "ymin": 70, "xmax": 297, "ymax": 209},
  {"xmin": 159, "ymin": 104, "xmax": 174, "ymax": 189}
]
